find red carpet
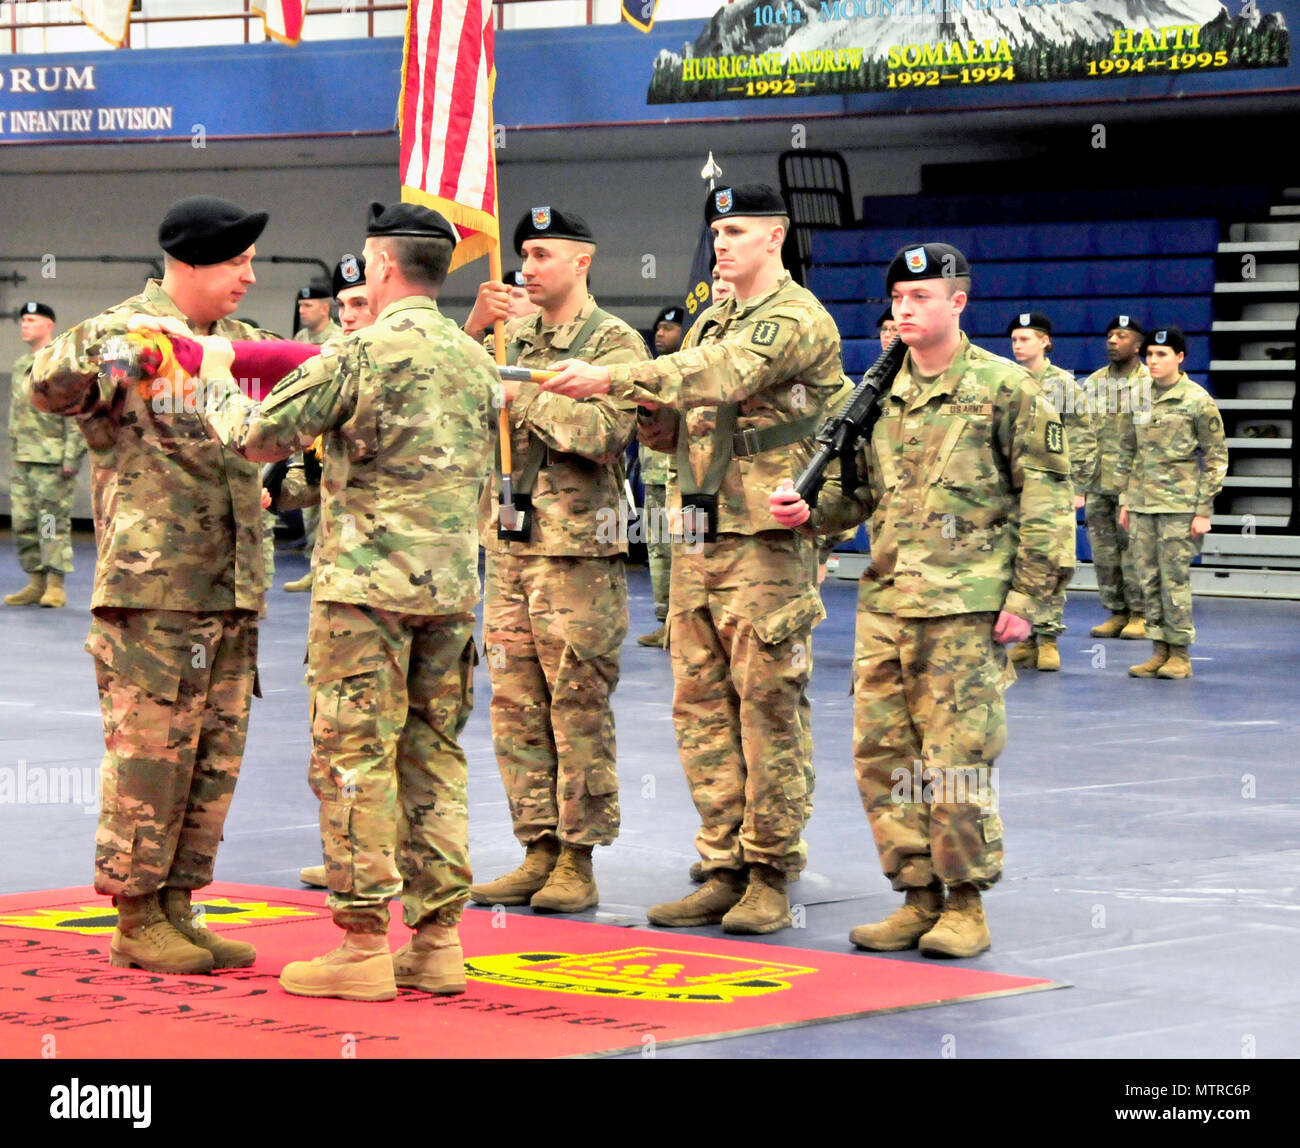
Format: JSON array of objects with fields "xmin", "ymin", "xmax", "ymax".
[{"xmin": 0, "ymin": 884, "xmax": 1061, "ymax": 1058}]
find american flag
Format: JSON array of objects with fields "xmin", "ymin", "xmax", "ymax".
[
  {"xmin": 251, "ymin": 2, "xmax": 309, "ymax": 46},
  {"xmin": 399, "ymin": 0, "xmax": 499, "ymax": 272}
]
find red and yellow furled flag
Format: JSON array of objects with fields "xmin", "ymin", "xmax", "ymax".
[
  {"xmin": 399, "ymin": 0, "xmax": 499, "ymax": 272},
  {"xmin": 251, "ymin": 2, "xmax": 309, "ymax": 46}
]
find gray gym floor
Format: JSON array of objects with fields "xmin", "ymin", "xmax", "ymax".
[{"xmin": 1, "ymin": 534, "xmax": 1297, "ymax": 1060}]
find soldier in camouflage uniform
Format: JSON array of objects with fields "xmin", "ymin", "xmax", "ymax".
[
  {"xmin": 1004, "ymin": 311, "xmax": 1098, "ymax": 671},
  {"xmin": 462, "ymin": 207, "xmax": 645, "ymax": 915},
  {"xmin": 545, "ymin": 185, "xmax": 845, "ymax": 935},
  {"xmin": 29, "ymin": 196, "xmax": 277, "ymax": 976},
  {"xmin": 280, "ymin": 284, "xmax": 340, "ymax": 594},
  {"xmin": 637, "ymin": 304, "xmax": 686, "ymax": 648},
  {"xmin": 772, "ymin": 243, "xmax": 1074, "ymax": 958},
  {"xmin": 1084, "ymin": 316, "xmax": 1151, "ymax": 639},
  {"xmin": 1118, "ymin": 326, "xmax": 1227, "ymax": 681},
  {"xmin": 199, "ymin": 202, "xmax": 497, "ymax": 1001},
  {"xmin": 6, "ymin": 301, "xmax": 85, "ymax": 609}
]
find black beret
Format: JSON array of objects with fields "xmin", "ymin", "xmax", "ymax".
[
  {"xmin": 22, "ymin": 300, "xmax": 55, "ymax": 321},
  {"xmin": 503, "ymin": 269, "xmax": 526, "ymax": 288},
  {"xmin": 1142, "ymin": 326, "xmax": 1187, "ymax": 355},
  {"xmin": 705, "ymin": 183, "xmax": 788, "ymax": 224},
  {"xmin": 158, "ymin": 195, "xmax": 268, "ymax": 265},
  {"xmin": 513, "ymin": 207, "xmax": 595, "ymax": 255},
  {"xmin": 332, "ymin": 254, "xmax": 366, "ymax": 297},
  {"xmin": 885, "ymin": 243, "xmax": 971, "ymax": 291},
  {"xmin": 298, "ymin": 281, "xmax": 331, "ymax": 301},
  {"xmin": 654, "ymin": 306, "xmax": 685, "ymax": 328},
  {"xmin": 1006, "ymin": 310, "xmax": 1052, "ymax": 336},
  {"xmin": 1104, "ymin": 314, "xmax": 1144, "ymax": 336},
  {"xmin": 876, "ymin": 306, "xmax": 895, "ymax": 329},
  {"xmin": 366, "ymin": 201, "xmax": 457, "ymax": 244}
]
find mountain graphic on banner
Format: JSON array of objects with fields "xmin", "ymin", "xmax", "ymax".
[{"xmin": 648, "ymin": 0, "xmax": 1290, "ymax": 102}]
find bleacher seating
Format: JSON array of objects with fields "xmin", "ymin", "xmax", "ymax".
[{"xmin": 812, "ymin": 214, "xmax": 1220, "ymax": 379}]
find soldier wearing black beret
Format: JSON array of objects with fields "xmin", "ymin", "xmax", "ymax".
[
  {"xmin": 652, "ymin": 304, "xmax": 685, "ymax": 356},
  {"xmin": 295, "ymin": 280, "xmax": 340, "ymax": 347},
  {"xmin": 23, "ymin": 195, "xmax": 283, "ymax": 977},
  {"xmin": 332, "ymin": 254, "xmax": 372, "ymax": 334},
  {"xmin": 1082, "ymin": 314, "xmax": 1151, "ymax": 640},
  {"xmin": 877, "ymin": 304, "xmax": 898, "ymax": 351},
  {"xmin": 542, "ymin": 182, "xmax": 847, "ymax": 935}
]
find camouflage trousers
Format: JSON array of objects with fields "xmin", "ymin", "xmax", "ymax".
[
  {"xmin": 9, "ymin": 459, "xmax": 77, "ymax": 574},
  {"xmin": 484, "ymin": 552, "xmax": 626, "ymax": 849},
  {"xmin": 260, "ymin": 509, "xmax": 276, "ymax": 591},
  {"xmin": 1128, "ymin": 512, "xmax": 1202, "ymax": 647},
  {"xmin": 669, "ymin": 531, "xmax": 822, "ymax": 876},
  {"xmin": 643, "ymin": 483, "xmax": 672, "ymax": 623},
  {"xmin": 1086, "ymin": 491, "xmax": 1143, "ymax": 614},
  {"xmin": 853, "ymin": 609, "xmax": 1010, "ymax": 891},
  {"xmin": 307, "ymin": 601, "xmax": 476, "ymax": 934},
  {"xmin": 87, "ymin": 608, "xmax": 258, "ymax": 897}
]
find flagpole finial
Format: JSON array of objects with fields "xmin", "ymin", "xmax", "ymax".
[{"xmin": 701, "ymin": 152, "xmax": 723, "ymax": 190}]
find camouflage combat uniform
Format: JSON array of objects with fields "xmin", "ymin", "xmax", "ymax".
[
  {"xmin": 291, "ymin": 323, "xmax": 339, "ymax": 553},
  {"xmin": 294, "ymin": 320, "xmax": 342, "ymax": 346},
  {"xmin": 1031, "ymin": 358, "xmax": 1098, "ymax": 638},
  {"xmin": 1083, "ymin": 361, "xmax": 1151, "ymax": 615},
  {"xmin": 810, "ymin": 335, "xmax": 1074, "ymax": 891},
  {"xmin": 1116, "ymin": 373, "xmax": 1227, "ymax": 647},
  {"xmin": 605, "ymin": 272, "xmax": 843, "ymax": 876},
  {"xmin": 481, "ymin": 297, "xmax": 645, "ymax": 850},
  {"xmin": 639, "ymin": 443, "xmax": 675, "ymax": 623},
  {"xmin": 8, "ymin": 347, "xmax": 86, "ymax": 575},
  {"xmin": 203, "ymin": 296, "xmax": 496, "ymax": 933},
  {"xmin": 28, "ymin": 280, "xmax": 273, "ymax": 898}
]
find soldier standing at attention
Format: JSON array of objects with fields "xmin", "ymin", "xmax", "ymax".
[
  {"xmin": 637, "ymin": 304, "xmax": 687, "ymax": 649},
  {"xmin": 544, "ymin": 185, "xmax": 844, "ymax": 935},
  {"xmin": 1118, "ymin": 327, "xmax": 1227, "ymax": 681},
  {"xmin": 463, "ymin": 207, "xmax": 645, "ymax": 915},
  {"xmin": 6, "ymin": 301, "xmax": 85, "ymax": 609},
  {"xmin": 1005, "ymin": 311, "xmax": 1098, "ymax": 671},
  {"xmin": 769, "ymin": 243, "xmax": 1074, "ymax": 957},
  {"xmin": 294, "ymin": 282, "xmax": 341, "ymax": 346},
  {"xmin": 29, "ymin": 196, "xmax": 275, "ymax": 975},
  {"xmin": 877, "ymin": 305, "xmax": 899, "ymax": 350},
  {"xmin": 1084, "ymin": 316, "xmax": 1150, "ymax": 639},
  {"xmin": 198, "ymin": 202, "xmax": 497, "ymax": 1001}
]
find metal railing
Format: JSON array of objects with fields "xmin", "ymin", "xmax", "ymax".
[{"xmin": 2, "ymin": 0, "xmax": 599, "ymax": 54}]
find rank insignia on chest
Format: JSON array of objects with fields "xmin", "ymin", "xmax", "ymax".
[
  {"xmin": 751, "ymin": 320, "xmax": 780, "ymax": 347},
  {"xmin": 1046, "ymin": 420, "xmax": 1064, "ymax": 454}
]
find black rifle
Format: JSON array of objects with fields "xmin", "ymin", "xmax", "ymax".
[{"xmin": 794, "ymin": 336, "xmax": 907, "ymax": 506}]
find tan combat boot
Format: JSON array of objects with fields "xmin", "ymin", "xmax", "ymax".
[
  {"xmin": 530, "ymin": 844, "xmax": 598, "ymax": 913},
  {"xmin": 1090, "ymin": 612, "xmax": 1128, "ymax": 638},
  {"xmin": 1119, "ymin": 616, "xmax": 1147, "ymax": 640},
  {"xmin": 469, "ymin": 838, "xmax": 560, "ymax": 906},
  {"xmin": 38, "ymin": 571, "xmax": 66, "ymax": 608},
  {"xmin": 393, "ymin": 921, "xmax": 466, "ymax": 995},
  {"xmin": 1128, "ymin": 641, "xmax": 1170, "ymax": 678},
  {"xmin": 4, "ymin": 572, "xmax": 45, "ymax": 606},
  {"xmin": 279, "ymin": 932, "xmax": 396, "ymax": 1001},
  {"xmin": 648, "ymin": 869, "xmax": 746, "ymax": 927},
  {"xmin": 161, "ymin": 888, "xmax": 257, "ymax": 969},
  {"xmin": 282, "ymin": 572, "xmax": 314, "ymax": 593},
  {"xmin": 110, "ymin": 893, "xmax": 215, "ymax": 975},
  {"xmin": 636, "ymin": 624, "xmax": 667, "ymax": 648},
  {"xmin": 1157, "ymin": 646, "xmax": 1193, "ymax": 679},
  {"xmin": 721, "ymin": 864, "xmax": 791, "ymax": 935},
  {"xmin": 299, "ymin": 865, "xmax": 327, "ymax": 888},
  {"xmin": 849, "ymin": 884, "xmax": 944, "ymax": 951},
  {"xmin": 1035, "ymin": 637, "xmax": 1061, "ymax": 672},
  {"xmin": 1008, "ymin": 637, "xmax": 1037, "ymax": 667},
  {"xmin": 919, "ymin": 883, "xmax": 991, "ymax": 958}
]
